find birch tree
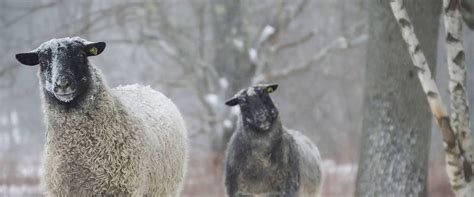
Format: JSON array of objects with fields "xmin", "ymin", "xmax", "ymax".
[{"xmin": 388, "ymin": 0, "xmax": 474, "ymax": 195}]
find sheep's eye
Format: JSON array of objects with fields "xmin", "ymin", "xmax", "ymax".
[{"xmin": 266, "ymin": 87, "xmax": 274, "ymax": 93}]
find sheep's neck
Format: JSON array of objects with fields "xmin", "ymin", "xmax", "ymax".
[
  {"xmin": 241, "ymin": 117, "xmax": 284, "ymax": 154},
  {"xmin": 238, "ymin": 118, "xmax": 289, "ymax": 186},
  {"xmin": 44, "ymin": 70, "xmax": 127, "ymax": 141}
]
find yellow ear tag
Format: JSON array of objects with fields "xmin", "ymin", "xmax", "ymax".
[
  {"xmin": 89, "ymin": 47, "xmax": 98, "ymax": 56},
  {"xmin": 267, "ymin": 87, "xmax": 273, "ymax": 93}
]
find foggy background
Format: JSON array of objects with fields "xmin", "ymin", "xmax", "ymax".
[{"xmin": 0, "ymin": 0, "xmax": 468, "ymax": 196}]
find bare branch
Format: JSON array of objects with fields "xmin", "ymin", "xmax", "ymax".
[
  {"xmin": 46, "ymin": 2, "xmax": 147, "ymax": 37},
  {"xmin": 257, "ymin": 0, "xmax": 310, "ymax": 47},
  {"xmin": 152, "ymin": 0, "xmax": 196, "ymax": 49},
  {"xmin": 255, "ymin": 16, "xmax": 366, "ymax": 83},
  {"xmin": 255, "ymin": 25, "xmax": 276, "ymax": 51},
  {"xmin": 247, "ymin": 0, "xmax": 317, "ymax": 83},
  {"xmin": 253, "ymin": 36, "xmax": 347, "ymax": 83},
  {"xmin": 274, "ymin": 28, "xmax": 318, "ymax": 53},
  {"xmin": 290, "ymin": 0, "xmax": 310, "ymax": 26},
  {"xmin": 189, "ymin": 1, "xmax": 207, "ymax": 59},
  {"xmin": 253, "ymin": 21, "xmax": 367, "ymax": 84},
  {"xmin": 277, "ymin": 0, "xmax": 310, "ymax": 31},
  {"xmin": 249, "ymin": 25, "xmax": 276, "ymax": 66},
  {"xmin": 2, "ymin": 1, "xmax": 57, "ymax": 27}
]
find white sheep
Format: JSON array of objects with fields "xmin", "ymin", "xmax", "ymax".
[
  {"xmin": 15, "ymin": 37, "xmax": 187, "ymax": 196},
  {"xmin": 224, "ymin": 84, "xmax": 323, "ymax": 196}
]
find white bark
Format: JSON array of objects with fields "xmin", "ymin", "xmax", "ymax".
[
  {"xmin": 390, "ymin": 0, "xmax": 474, "ymax": 195},
  {"xmin": 390, "ymin": 0, "xmax": 447, "ymax": 120},
  {"xmin": 443, "ymin": 0, "xmax": 474, "ymax": 195}
]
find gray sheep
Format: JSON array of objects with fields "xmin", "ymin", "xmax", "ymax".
[
  {"xmin": 15, "ymin": 37, "xmax": 187, "ymax": 196},
  {"xmin": 224, "ymin": 84, "xmax": 323, "ymax": 197}
]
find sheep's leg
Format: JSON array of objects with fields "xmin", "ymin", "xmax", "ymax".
[
  {"xmin": 225, "ymin": 154, "xmax": 241, "ymax": 197},
  {"xmin": 280, "ymin": 188, "xmax": 298, "ymax": 197},
  {"xmin": 279, "ymin": 168, "xmax": 300, "ymax": 196},
  {"xmin": 225, "ymin": 176, "xmax": 239, "ymax": 197},
  {"xmin": 225, "ymin": 170, "xmax": 239, "ymax": 197}
]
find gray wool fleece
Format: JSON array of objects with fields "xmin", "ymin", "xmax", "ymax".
[
  {"xmin": 41, "ymin": 65, "xmax": 188, "ymax": 196},
  {"xmin": 224, "ymin": 116, "xmax": 323, "ymax": 197}
]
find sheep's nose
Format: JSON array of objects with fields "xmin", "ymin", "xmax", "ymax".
[
  {"xmin": 53, "ymin": 77, "xmax": 76, "ymax": 94},
  {"xmin": 257, "ymin": 113, "xmax": 266, "ymax": 121},
  {"xmin": 55, "ymin": 78, "xmax": 71, "ymax": 89}
]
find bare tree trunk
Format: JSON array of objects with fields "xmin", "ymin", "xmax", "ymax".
[
  {"xmin": 201, "ymin": 2, "xmax": 256, "ymax": 194},
  {"xmin": 209, "ymin": 0, "xmax": 253, "ymax": 174},
  {"xmin": 355, "ymin": 0, "xmax": 441, "ymax": 196}
]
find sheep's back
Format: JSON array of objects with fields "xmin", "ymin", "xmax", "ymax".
[
  {"xmin": 113, "ymin": 84, "xmax": 187, "ymax": 196},
  {"xmin": 287, "ymin": 129, "xmax": 323, "ymax": 196}
]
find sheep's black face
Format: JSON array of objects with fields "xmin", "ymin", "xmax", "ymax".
[
  {"xmin": 225, "ymin": 84, "xmax": 279, "ymax": 132},
  {"xmin": 15, "ymin": 37, "xmax": 105, "ymax": 105}
]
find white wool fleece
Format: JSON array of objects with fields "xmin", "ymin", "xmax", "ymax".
[{"xmin": 40, "ymin": 65, "xmax": 187, "ymax": 196}]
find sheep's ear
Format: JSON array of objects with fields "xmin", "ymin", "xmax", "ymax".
[
  {"xmin": 85, "ymin": 42, "xmax": 106, "ymax": 56},
  {"xmin": 15, "ymin": 52, "xmax": 39, "ymax": 66},
  {"xmin": 264, "ymin": 84, "xmax": 278, "ymax": 94},
  {"xmin": 225, "ymin": 97, "xmax": 240, "ymax": 106}
]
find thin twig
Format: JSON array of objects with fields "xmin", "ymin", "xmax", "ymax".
[
  {"xmin": 274, "ymin": 29, "xmax": 318, "ymax": 53},
  {"xmin": 253, "ymin": 26, "xmax": 367, "ymax": 83},
  {"xmin": 3, "ymin": 1, "xmax": 57, "ymax": 27}
]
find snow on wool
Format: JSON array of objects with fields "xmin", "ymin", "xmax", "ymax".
[
  {"xmin": 15, "ymin": 37, "xmax": 188, "ymax": 196},
  {"xmin": 223, "ymin": 84, "xmax": 323, "ymax": 196}
]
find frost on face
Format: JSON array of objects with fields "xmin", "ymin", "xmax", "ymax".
[
  {"xmin": 45, "ymin": 42, "xmax": 60, "ymax": 95},
  {"xmin": 246, "ymin": 87, "xmax": 256, "ymax": 96},
  {"xmin": 37, "ymin": 37, "xmax": 86, "ymax": 102}
]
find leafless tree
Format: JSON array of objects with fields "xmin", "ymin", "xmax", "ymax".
[
  {"xmin": 389, "ymin": 0, "xmax": 474, "ymax": 195},
  {"xmin": 356, "ymin": 0, "xmax": 441, "ymax": 196}
]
